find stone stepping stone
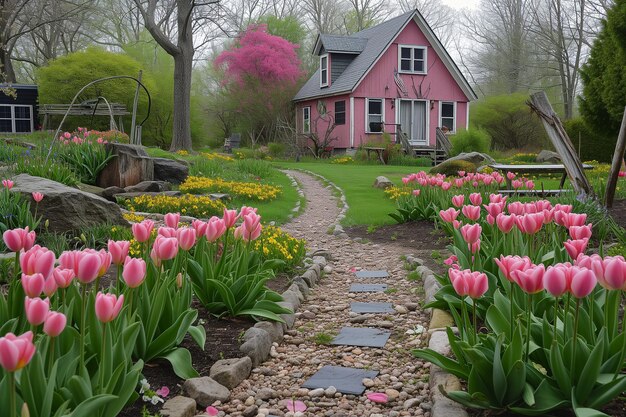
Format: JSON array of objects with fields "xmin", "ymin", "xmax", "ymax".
[
  {"xmin": 349, "ymin": 283, "xmax": 388, "ymax": 292},
  {"xmin": 302, "ymin": 365, "xmax": 379, "ymax": 395},
  {"xmin": 331, "ymin": 327, "xmax": 391, "ymax": 348},
  {"xmin": 355, "ymin": 270, "xmax": 389, "ymax": 279},
  {"xmin": 351, "ymin": 302, "xmax": 394, "ymax": 313}
]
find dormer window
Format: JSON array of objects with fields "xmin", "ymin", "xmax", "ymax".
[
  {"xmin": 398, "ymin": 45, "xmax": 427, "ymax": 74},
  {"xmin": 320, "ymin": 54, "xmax": 329, "ymax": 87}
]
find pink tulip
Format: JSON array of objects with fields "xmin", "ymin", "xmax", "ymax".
[
  {"xmin": 2, "ymin": 179, "xmax": 14, "ymax": 189},
  {"xmin": 132, "ymin": 220, "xmax": 154, "ymax": 243},
  {"xmin": 24, "ymin": 297, "xmax": 50, "ymax": 326},
  {"xmin": 451, "ymin": 195, "xmax": 464, "ymax": 207},
  {"xmin": 461, "ymin": 205, "xmax": 481, "ymax": 221},
  {"xmin": 494, "ymin": 255, "xmax": 532, "ymax": 282},
  {"xmin": 75, "ymin": 252, "xmax": 102, "ymax": 284},
  {"xmin": 20, "ymin": 245, "xmax": 55, "ymax": 280},
  {"xmin": 469, "ymin": 240, "xmax": 481, "ymax": 254},
  {"xmin": 206, "ymin": 406, "xmax": 219, "ymax": 416},
  {"xmin": 0, "ymin": 331, "xmax": 35, "ymax": 372},
  {"xmin": 602, "ymin": 257, "xmax": 626, "ymax": 290},
  {"xmin": 451, "ymin": 269, "xmax": 489, "ymax": 299},
  {"xmin": 443, "ymin": 255, "xmax": 458, "ymax": 266},
  {"xmin": 511, "ymin": 264, "xmax": 545, "ymax": 294},
  {"xmin": 439, "ymin": 208, "xmax": 459, "ymax": 223},
  {"xmin": 569, "ymin": 224, "xmax": 592, "ymax": 240},
  {"xmin": 158, "ymin": 227, "xmax": 177, "ymax": 238},
  {"xmin": 21, "ymin": 273, "xmax": 45, "ymax": 298},
  {"xmin": 489, "ymin": 193, "xmax": 506, "ymax": 203},
  {"xmin": 564, "ymin": 238, "xmax": 589, "ymax": 260},
  {"xmin": 31, "ymin": 192, "xmax": 44, "ymax": 203},
  {"xmin": 223, "ymin": 209, "xmax": 238, "ymax": 228},
  {"xmin": 108, "ymin": 240, "xmax": 130, "ymax": 265},
  {"xmin": 206, "ymin": 217, "xmax": 226, "ymax": 242},
  {"xmin": 239, "ymin": 206, "xmax": 258, "ymax": 218},
  {"xmin": 43, "ymin": 275, "xmax": 57, "ymax": 297},
  {"xmin": 525, "ymin": 180, "xmax": 535, "ymax": 190},
  {"xmin": 192, "ymin": 220, "xmax": 208, "ymax": 237},
  {"xmin": 506, "ymin": 171, "xmax": 516, "ymax": 180},
  {"xmin": 122, "ymin": 257, "xmax": 146, "ymax": 288},
  {"xmin": 469, "ymin": 193, "xmax": 482, "ymax": 206},
  {"xmin": 484, "ymin": 203, "xmax": 504, "ymax": 218},
  {"xmin": 570, "ymin": 268, "xmax": 596, "ymax": 298},
  {"xmin": 495, "ymin": 213, "xmax": 516, "ymax": 233},
  {"xmin": 177, "ymin": 227, "xmax": 197, "ymax": 251},
  {"xmin": 164, "ymin": 212, "xmax": 181, "ymax": 229},
  {"xmin": 460, "ymin": 223, "xmax": 482, "ymax": 244},
  {"xmin": 239, "ymin": 212, "xmax": 262, "ymax": 242},
  {"xmin": 152, "ymin": 236, "xmax": 179, "ymax": 261},
  {"xmin": 43, "ymin": 311, "xmax": 66, "ymax": 337},
  {"xmin": 95, "ymin": 292, "xmax": 124, "ymax": 323},
  {"xmin": 412, "ymin": 189, "xmax": 421, "ymax": 196},
  {"xmin": 53, "ymin": 268, "xmax": 74, "ymax": 289},
  {"xmin": 544, "ymin": 266, "xmax": 569, "ymax": 297},
  {"xmin": 563, "ymin": 213, "xmax": 587, "ymax": 228},
  {"xmin": 516, "ymin": 213, "xmax": 544, "ymax": 235},
  {"xmin": 3, "ymin": 227, "xmax": 36, "ymax": 252},
  {"xmin": 458, "ymin": 170, "xmax": 466, "ymax": 177},
  {"xmin": 441, "ymin": 182, "xmax": 452, "ymax": 191},
  {"xmin": 367, "ymin": 392, "xmax": 389, "ymax": 403},
  {"xmin": 284, "ymin": 400, "xmax": 307, "ymax": 412}
]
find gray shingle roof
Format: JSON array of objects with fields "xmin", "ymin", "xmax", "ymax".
[
  {"xmin": 294, "ymin": 11, "xmax": 415, "ymax": 101},
  {"xmin": 318, "ymin": 35, "xmax": 368, "ymax": 53},
  {"xmin": 294, "ymin": 9, "xmax": 477, "ymax": 102}
]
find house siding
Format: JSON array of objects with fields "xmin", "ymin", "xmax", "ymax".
[
  {"xmin": 330, "ymin": 54, "xmax": 356, "ymax": 84},
  {"xmin": 296, "ymin": 94, "xmax": 353, "ymax": 150}
]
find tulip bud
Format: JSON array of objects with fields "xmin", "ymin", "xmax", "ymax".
[
  {"xmin": 176, "ymin": 273, "xmax": 183, "ymax": 289},
  {"xmin": 21, "ymin": 403, "xmax": 30, "ymax": 417}
]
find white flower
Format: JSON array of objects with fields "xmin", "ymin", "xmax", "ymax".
[
  {"xmin": 142, "ymin": 395, "xmax": 151, "ymax": 403},
  {"xmin": 139, "ymin": 379, "xmax": 151, "ymax": 394},
  {"xmin": 151, "ymin": 395, "xmax": 164, "ymax": 405}
]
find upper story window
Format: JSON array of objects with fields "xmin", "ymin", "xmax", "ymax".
[
  {"xmin": 440, "ymin": 101, "xmax": 456, "ymax": 133},
  {"xmin": 303, "ymin": 106, "xmax": 311, "ymax": 133},
  {"xmin": 320, "ymin": 54, "xmax": 329, "ymax": 87},
  {"xmin": 398, "ymin": 45, "xmax": 427, "ymax": 74},
  {"xmin": 335, "ymin": 100, "xmax": 346, "ymax": 125}
]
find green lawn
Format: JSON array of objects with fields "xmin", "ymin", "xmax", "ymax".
[{"xmin": 275, "ymin": 162, "xmax": 427, "ymax": 226}]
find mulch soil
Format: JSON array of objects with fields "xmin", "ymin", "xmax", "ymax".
[
  {"xmin": 609, "ymin": 199, "xmax": 626, "ymax": 231},
  {"xmin": 345, "ymin": 220, "xmax": 449, "ymax": 250}
]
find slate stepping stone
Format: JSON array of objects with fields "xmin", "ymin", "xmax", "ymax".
[
  {"xmin": 349, "ymin": 284, "xmax": 388, "ymax": 292},
  {"xmin": 302, "ymin": 365, "xmax": 379, "ymax": 395},
  {"xmin": 331, "ymin": 327, "xmax": 391, "ymax": 348},
  {"xmin": 351, "ymin": 302, "xmax": 394, "ymax": 313},
  {"xmin": 355, "ymin": 270, "xmax": 389, "ymax": 279}
]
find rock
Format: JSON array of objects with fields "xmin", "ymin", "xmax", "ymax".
[
  {"xmin": 152, "ymin": 157, "xmax": 189, "ymax": 184},
  {"xmin": 444, "ymin": 152, "xmax": 495, "ymax": 166},
  {"xmin": 97, "ymin": 143, "xmax": 154, "ymax": 188},
  {"xmin": 75, "ymin": 183, "xmax": 105, "ymax": 196},
  {"xmin": 311, "ymin": 249, "xmax": 333, "ymax": 261},
  {"xmin": 256, "ymin": 387, "xmax": 275, "ymax": 400},
  {"xmin": 362, "ymin": 378, "xmax": 375, "ymax": 388},
  {"xmin": 183, "ymin": 377, "xmax": 229, "ymax": 408},
  {"xmin": 124, "ymin": 180, "xmax": 171, "ymax": 193},
  {"xmin": 242, "ymin": 405, "xmax": 258, "ymax": 417},
  {"xmin": 240, "ymin": 327, "xmax": 272, "ymax": 367},
  {"xmin": 536, "ymin": 150, "xmax": 561, "ymax": 163},
  {"xmin": 312, "ymin": 255, "xmax": 327, "ymax": 267},
  {"xmin": 309, "ymin": 388, "xmax": 325, "ymax": 397},
  {"xmin": 403, "ymin": 398, "xmax": 421, "ymax": 409},
  {"xmin": 385, "ymin": 389, "xmax": 401, "ymax": 400},
  {"xmin": 429, "ymin": 309, "xmax": 454, "ymax": 330},
  {"xmin": 292, "ymin": 278, "xmax": 310, "ymax": 297},
  {"xmin": 324, "ymin": 386, "xmax": 337, "ymax": 397},
  {"xmin": 323, "ymin": 265, "xmax": 332, "ymax": 274},
  {"xmin": 113, "ymin": 191, "xmax": 183, "ymax": 200},
  {"xmin": 373, "ymin": 176, "xmax": 394, "ymax": 189},
  {"xmin": 300, "ymin": 270, "xmax": 317, "ymax": 287},
  {"xmin": 209, "ymin": 193, "xmax": 231, "ymax": 201},
  {"xmin": 11, "ymin": 174, "xmax": 128, "ymax": 233},
  {"xmin": 278, "ymin": 301, "xmax": 296, "ymax": 331},
  {"xmin": 281, "ymin": 290, "xmax": 301, "ymax": 310},
  {"xmin": 160, "ymin": 396, "xmax": 197, "ymax": 417},
  {"xmin": 254, "ymin": 321, "xmax": 284, "ymax": 343},
  {"xmin": 101, "ymin": 186, "xmax": 125, "ymax": 201},
  {"xmin": 429, "ymin": 330, "xmax": 451, "ymax": 356},
  {"xmin": 209, "ymin": 356, "xmax": 252, "ymax": 389},
  {"xmin": 394, "ymin": 305, "xmax": 409, "ymax": 314}
]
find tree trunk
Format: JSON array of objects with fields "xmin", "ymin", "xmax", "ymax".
[
  {"xmin": 170, "ymin": 49, "xmax": 193, "ymax": 151},
  {"xmin": 0, "ymin": 47, "xmax": 16, "ymax": 82}
]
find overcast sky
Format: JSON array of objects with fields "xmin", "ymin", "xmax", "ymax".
[{"xmin": 441, "ymin": 0, "xmax": 480, "ymax": 9}]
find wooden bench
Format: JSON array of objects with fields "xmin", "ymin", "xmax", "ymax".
[
  {"xmin": 364, "ymin": 146, "xmax": 386, "ymax": 164},
  {"xmin": 489, "ymin": 163, "xmax": 594, "ymax": 189}
]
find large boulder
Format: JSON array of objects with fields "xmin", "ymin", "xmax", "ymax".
[
  {"xmin": 152, "ymin": 158, "xmax": 189, "ymax": 185},
  {"xmin": 11, "ymin": 174, "xmax": 129, "ymax": 233},
  {"xmin": 373, "ymin": 176, "xmax": 393, "ymax": 189},
  {"xmin": 97, "ymin": 143, "xmax": 154, "ymax": 188},
  {"xmin": 123, "ymin": 180, "xmax": 171, "ymax": 193},
  {"xmin": 536, "ymin": 150, "xmax": 561, "ymax": 163},
  {"xmin": 444, "ymin": 152, "xmax": 495, "ymax": 166}
]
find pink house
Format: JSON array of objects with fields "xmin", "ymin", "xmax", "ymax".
[{"xmin": 293, "ymin": 9, "xmax": 477, "ymax": 153}]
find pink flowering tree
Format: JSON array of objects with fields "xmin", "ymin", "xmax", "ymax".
[{"xmin": 214, "ymin": 25, "xmax": 303, "ymax": 144}]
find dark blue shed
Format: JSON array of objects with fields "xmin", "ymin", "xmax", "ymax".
[{"xmin": 0, "ymin": 84, "xmax": 38, "ymax": 133}]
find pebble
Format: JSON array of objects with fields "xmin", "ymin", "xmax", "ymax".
[
  {"xmin": 309, "ymin": 388, "xmax": 325, "ymax": 397},
  {"xmin": 324, "ymin": 386, "xmax": 337, "ymax": 396}
]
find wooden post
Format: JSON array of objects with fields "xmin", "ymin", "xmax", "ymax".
[
  {"xmin": 130, "ymin": 70, "xmax": 142, "ymax": 145},
  {"xmin": 527, "ymin": 92, "xmax": 594, "ymax": 197},
  {"xmin": 604, "ymin": 107, "xmax": 626, "ymax": 208}
]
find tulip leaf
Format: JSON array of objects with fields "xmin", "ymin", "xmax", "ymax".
[
  {"xmin": 522, "ymin": 382, "xmax": 535, "ymax": 406},
  {"xmin": 486, "ymin": 305, "xmax": 509, "ymax": 337},
  {"xmin": 588, "ymin": 375, "xmax": 626, "ymax": 409},
  {"xmin": 412, "ymin": 348, "xmax": 469, "ymax": 379},
  {"xmin": 573, "ymin": 408, "xmax": 610, "ymax": 417},
  {"xmin": 189, "ymin": 324, "xmax": 207, "ymax": 350},
  {"xmin": 574, "ymin": 336, "xmax": 604, "ymax": 403},
  {"xmin": 445, "ymin": 390, "xmax": 492, "ymax": 409},
  {"xmin": 492, "ymin": 334, "xmax": 507, "ymax": 405},
  {"xmin": 162, "ymin": 348, "xmax": 199, "ymax": 379},
  {"xmin": 237, "ymin": 308, "xmax": 285, "ymax": 322},
  {"xmin": 66, "ymin": 394, "xmax": 116, "ymax": 417},
  {"xmin": 549, "ymin": 341, "xmax": 571, "ymax": 395},
  {"xmin": 504, "ymin": 360, "xmax": 526, "ymax": 405}
]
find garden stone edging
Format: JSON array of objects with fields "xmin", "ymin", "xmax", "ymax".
[
  {"xmin": 281, "ymin": 171, "xmax": 305, "ymax": 220},
  {"xmin": 167, "ymin": 254, "xmax": 331, "ymax": 416},
  {"xmin": 405, "ymin": 255, "xmax": 468, "ymax": 417}
]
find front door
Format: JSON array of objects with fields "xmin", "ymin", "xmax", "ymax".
[{"xmin": 399, "ymin": 100, "xmax": 427, "ymax": 145}]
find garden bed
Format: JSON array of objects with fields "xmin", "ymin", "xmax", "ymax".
[{"xmin": 345, "ymin": 220, "xmax": 449, "ymax": 249}]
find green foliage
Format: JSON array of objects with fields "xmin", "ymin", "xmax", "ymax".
[
  {"xmin": 234, "ymin": 158, "xmax": 274, "ymax": 178},
  {"xmin": 267, "ymin": 142, "xmax": 286, "ymax": 157},
  {"xmin": 470, "ymin": 94, "xmax": 548, "ymax": 150},
  {"xmin": 564, "ymin": 117, "xmax": 617, "ymax": 164},
  {"xmin": 449, "ymin": 129, "xmax": 491, "ymax": 156},
  {"xmin": 580, "ymin": 0, "xmax": 626, "ymax": 137},
  {"xmin": 257, "ymin": 15, "xmax": 306, "ymax": 46},
  {"xmin": 57, "ymin": 141, "xmax": 115, "ymax": 185},
  {"xmin": 314, "ymin": 332, "xmax": 334, "ymax": 345},
  {"xmin": 37, "ymin": 47, "xmax": 155, "ymax": 133},
  {"xmin": 13, "ymin": 157, "xmax": 79, "ymax": 186},
  {"xmin": 430, "ymin": 159, "xmax": 477, "ymax": 176},
  {"xmin": 0, "ymin": 188, "xmax": 41, "ymax": 251}
]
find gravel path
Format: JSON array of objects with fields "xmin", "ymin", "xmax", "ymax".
[{"xmin": 221, "ymin": 170, "xmax": 434, "ymax": 417}]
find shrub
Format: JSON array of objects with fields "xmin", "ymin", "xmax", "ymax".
[
  {"xmin": 57, "ymin": 133, "xmax": 116, "ymax": 185},
  {"xmin": 563, "ymin": 117, "xmax": 615, "ymax": 163},
  {"xmin": 470, "ymin": 93, "xmax": 548, "ymax": 150},
  {"xmin": 449, "ymin": 129, "xmax": 491, "ymax": 156},
  {"xmin": 235, "ymin": 159, "xmax": 273, "ymax": 178},
  {"xmin": 267, "ymin": 142, "xmax": 286, "ymax": 157},
  {"xmin": 429, "ymin": 159, "xmax": 477, "ymax": 176},
  {"xmin": 252, "ymin": 225, "xmax": 306, "ymax": 270},
  {"xmin": 14, "ymin": 157, "xmax": 79, "ymax": 186}
]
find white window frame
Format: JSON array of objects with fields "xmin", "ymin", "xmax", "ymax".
[
  {"xmin": 439, "ymin": 101, "xmax": 456, "ymax": 133},
  {"xmin": 398, "ymin": 45, "xmax": 427, "ymax": 75},
  {"xmin": 365, "ymin": 98, "xmax": 385, "ymax": 133},
  {"xmin": 302, "ymin": 106, "xmax": 311, "ymax": 134},
  {"xmin": 319, "ymin": 53, "xmax": 329, "ymax": 87},
  {"xmin": 0, "ymin": 104, "xmax": 34, "ymax": 133}
]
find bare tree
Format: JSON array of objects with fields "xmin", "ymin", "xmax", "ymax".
[
  {"xmin": 302, "ymin": 0, "xmax": 346, "ymax": 34},
  {"xmin": 344, "ymin": 0, "xmax": 389, "ymax": 32},
  {"xmin": 133, "ymin": 0, "xmax": 223, "ymax": 151},
  {"xmin": 397, "ymin": 0, "xmax": 456, "ymax": 47}
]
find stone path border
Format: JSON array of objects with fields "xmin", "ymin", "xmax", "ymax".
[
  {"xmin": 404, "ymin": 255, "xmax": 467, "ymax": 417},
  {"xmin": 281, "ymin": 171, "xmax": 306, "ymax": 221}
]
